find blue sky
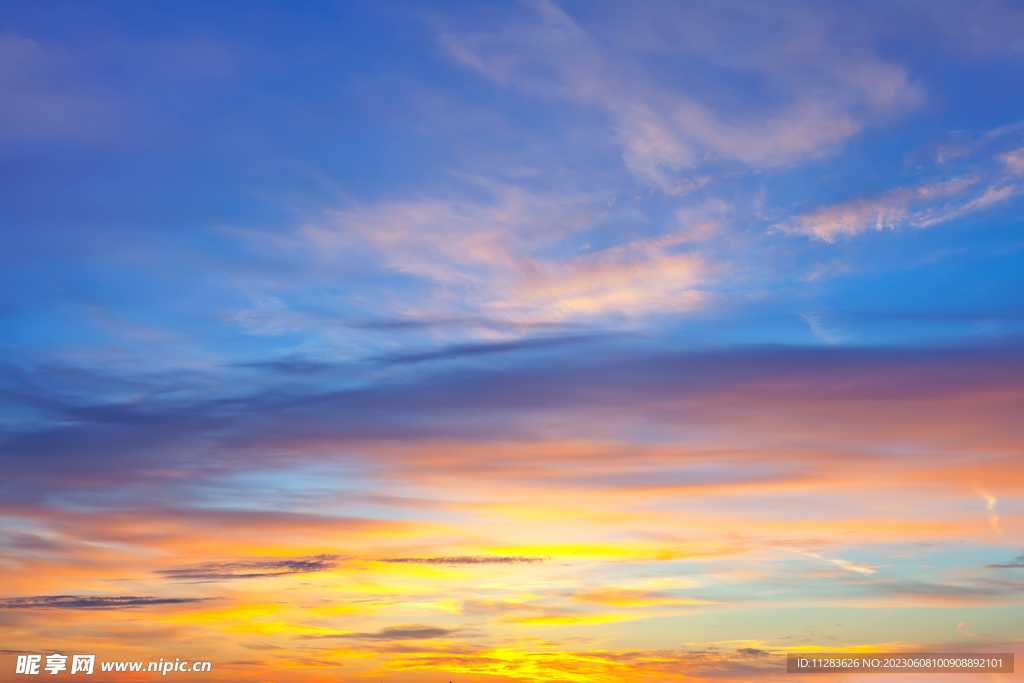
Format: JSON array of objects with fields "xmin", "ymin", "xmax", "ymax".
[{"xmin": 4, "ymin": 0, "xmax": 1023, "ymax": 366}]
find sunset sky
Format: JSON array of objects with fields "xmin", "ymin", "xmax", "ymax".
[{"xmin": 2, "ymin": 1, "xmax": 1023, "ymax": 681}]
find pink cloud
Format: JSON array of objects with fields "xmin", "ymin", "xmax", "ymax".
[{"xmin": 442, "ymin": 1, "xmax": 922, "ymax": 189}]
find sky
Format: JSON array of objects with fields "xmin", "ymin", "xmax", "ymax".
[{"xmin": 1, "ymin": 0, "xmax": 1023, "ymax": 681}]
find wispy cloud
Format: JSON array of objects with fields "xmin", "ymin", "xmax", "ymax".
[
  {"xmin": 776, "ymin": 176, "xmax": 984, "ymax": 242},
  {"xmin": 0, "ymin": 34, "xmax": 108, "ymax": 141},
  {"xmin": 572, "ymin": 587, "xmax": 710, "ymax": 607},
  {"xmin": 1001, "ymin": 147, "xmax": 1024, "ymax": 175},
  {"xmin": 298, "ymin": 184, "xmax": 713, "ymax": 322},
  {"xmin": 778, "ymin": 140, "xmax": 1024, "ymax": 242},
  {"xmin": 504, "ymin": 233, "xmax": 710, "ymax": 319},
  {"xmin": 799, "ymin": 312, "xmax": 848, "ymax": 344},
  {"xmin": 0, "ymin": 595, "xmax": 208, "ymax": 610},
  {"xmin": 374, "ymin": 334, "xmax": 612, "ymax": 365},
  {"xmin": 985, "ymin": 554, "xmax": 1024, "ymax": 569},
  {"xmin": 308, "ymin": 625, "xmax": 460, "ymax": 641},
  {"xmin": 443, "ymin": 1, "xmax": 921, "ymax": 189},
  {"xmin": 973, "ymin": 486, "xmax": 1002, "ymax": 535},
  {"xmin": 382, "ymin": 555, "xmax": 546, "ymax": 565},
  {"xmin": 5, "ymin": 1, "xmax": 1024, "ymax": 678},
  {"xmin": 799, "ymin": 551, "xmax": 879, "ymax": 575},
  {"xmin": 156, "ymin": 554, "xmax": 341, "ymax": 581}
]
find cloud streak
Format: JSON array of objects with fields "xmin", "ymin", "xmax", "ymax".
[
  {"xmin": 310, "ymin": 625, "xmax": 460, "ymax": 641},
  {"xmin": 0, "ymin": 596, "xmax": 209, "ymax": 610},
  {"xmin": 985, "ymin": 554, "xmax": 1024, "ymax": 569},
  {"xmin": 382, "ymin": 556, "xmax": 547, "ymax": 565},
  {"xmin": 297, "ymin": 183, "xmax": 712, "ymax": 323},
  {"xmin": 156, "ymin": 555, "xmax": 341, "ymax": 581},
  {"xmin": 778, "ymin": 137, "xmax": 1024, "ymax": 242}
]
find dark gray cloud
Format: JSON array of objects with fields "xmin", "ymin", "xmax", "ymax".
[
  {"xmin": 156, "ymin": 554, "xmax": 342, "ymax": 581},
  {"xmin": 985, "ymin": 554, "xmax": 1024, "ymax": 569},
  {"xmin": 373, "ymin": 333, "xmax": 617, "ymax": 365},
  {"xmin": 307, "ymin": 625, "xmax": 458, "ymax": 641},
  {"xmin": 854, "ymin": 579, "xmax": 1009, "ymax": 601},
  {"xmin": 383, "ymin": 555, "xmax": 546, "ymax": 565},
  {"xmin": 232, "ymin": 331, "xmax": 612, "ymax": 377},
  {"xmin": 0, "ymin": 595, "xmax": 208, "ymax": 610}
]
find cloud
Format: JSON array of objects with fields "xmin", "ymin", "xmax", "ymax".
[
  {"xmin": 362, "ymin": 643, "xmax": 782, "ymax": 682},
  {"xmin": 442, "ymin": 1, "xmax": 921, "ymax": 189},
  {"xmin": 303, "ymin": 183, "xmax": 591, "ymax": 283},
  {"xmin": 156, "ymin": 554, "xmax": 341, "ymax": 581},
  {"xmin": 799, "ymin": 551, "xmax": 878, "ymax": 575},
  {"xmin": 0, "ymin": 34, "xmax": 109, "ymax": 141},
  {"xmin": 4, "ymin": 343, "xmax": 1023, "ymax": 493},
  {"xmin": 234, "ymin": 358, "xmax": 342, "ymax": 375},
  {"xmin": 374, "ymin": 334, "xmax": 613, "ymax": 365},
  {"xmin": 0, "ymin": 595, "xmax": 208, "ymax": 610},
  {"xmin": 799, "ymin": 312, "xmax": 847, "ymax": 344},
  {"xmin": 382, "ymin": 556, "xmax": 546, "ymax": 565},
  {"xmin": 1001, "ymin": 147, "xmax": 1024, "ymax": 175},
  {"xmin": 944, "ymin": 184, "xmax": 1018, "ymax": 221},
  {"xmin": 572, "ymin": 588, "xmax": 709, "ymax": 607},
  {"xmin": 299, "ymin": 184, "xmax": 712, "ymax": 322},
  {"xmin": 0, "ymin": 32, "xmax": 230, "ymax": 144},
  {"xmin": 985, "ymin": 554, "xmax": 1024, "ymax": 569},
  {"xmin": 778, "ymin": 136, "xmax": 1024, "ymax": 241},
  {"xmin": 848, "ymin": 578, "xmax": 1014, "ymax": 606},
  {"xmin": 974, "ymin": 486, "xmax": 1002, "ymax": 535},
  {"xmin": 919, "ymin": 2, "xmax": 1024, "ymax": 56},
  {"xmin": 4, "ymin": 2, "xmax": 1024, "ymax": 674},
  {"xmin": 2, "ymin": 342, "xmax": 1023, "ymax": 658},
  {"xmin": 828, "ymin": 559, "xmax": 878, "ymax": 575},
  {"xmin": 776, "ymin": 176, "xmax": 984, "ymax": 242},
  {"xmin": 505, "ymin": 233, "xmax": 709, "ymax": 319},
  {"xmin": 310, "ymin": 625, "xmax": 459, "ymax": 641}
]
